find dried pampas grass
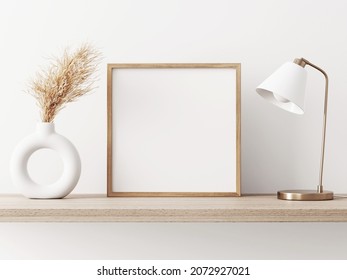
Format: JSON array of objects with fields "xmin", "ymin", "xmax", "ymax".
[{"xmin": 29, "ymin": 44, "xmax": 101, "ymax": 122}]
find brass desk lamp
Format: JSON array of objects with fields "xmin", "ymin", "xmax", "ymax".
[{"xmin": 256, "ymin": 58, "xmax": 333, "ymax": 201}]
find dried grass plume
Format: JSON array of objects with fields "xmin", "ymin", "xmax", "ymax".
[{"xmin": 29, "ymin": 44, "xmax": 101, "ymax": 122}]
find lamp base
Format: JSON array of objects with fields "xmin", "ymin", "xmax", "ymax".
[{"xmin": 277, "ymin": 190, "xmax": 334, "ymax": 201}]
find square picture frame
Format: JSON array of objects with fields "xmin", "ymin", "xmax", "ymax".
[{"xmin": 107, "ymin": 63, "xmax": 241, "ymax": 197}]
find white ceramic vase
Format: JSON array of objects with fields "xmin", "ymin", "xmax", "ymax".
[{"xmin": 10, "ymin": 122, "xmax": 81, "ymax": 199}]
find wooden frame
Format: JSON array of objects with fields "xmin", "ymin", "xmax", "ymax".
[{"xmin": 107, "ymin": 63, "xmax": 241, "ymax": 197}]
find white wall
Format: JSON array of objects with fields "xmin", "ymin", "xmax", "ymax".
[
  {"xmin": 1, "ymin": 0, "xmax": 347, "ymax": 259},
  {"xmin": 1, "ymin": 223, "xmax": 347, "ymax": 260}
]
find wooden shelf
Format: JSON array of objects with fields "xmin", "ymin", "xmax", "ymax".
[{"xmin": 0, "ymin": 194, "xmax": 347, "ymax": 222}]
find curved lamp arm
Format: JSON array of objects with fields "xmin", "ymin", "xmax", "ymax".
[{"xmin": 294, "ymin": 58, "xmax": 329, "ymax": 193}]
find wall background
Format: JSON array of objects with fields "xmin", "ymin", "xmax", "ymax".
[{"xmin": 1, "ymin": 0, "xmax": 347, "ymax": 259}]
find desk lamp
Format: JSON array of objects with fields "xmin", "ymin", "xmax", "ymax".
[{"xmin": 256, "ymin": 58, "xmax": 333, "ymax": 200}]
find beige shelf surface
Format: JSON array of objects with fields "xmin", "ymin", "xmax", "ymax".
[{"xmin": 0, "ymin": 194, "xmax": 346, "ymax": 222}]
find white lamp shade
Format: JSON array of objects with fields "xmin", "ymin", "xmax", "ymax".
[{"xmin": 256, "ymin": 62, "xmax": 307, "ymax": 114}]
